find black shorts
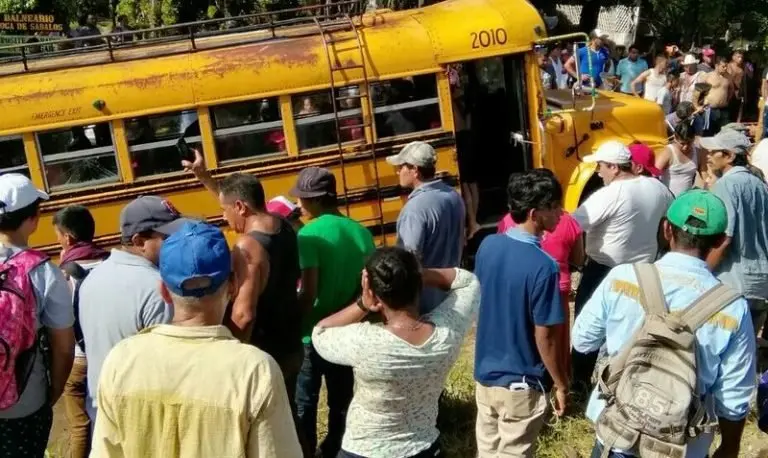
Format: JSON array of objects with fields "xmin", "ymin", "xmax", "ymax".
[{"xmin": 456, "ymin": 130, "xmax": 479, "ymax": 184}]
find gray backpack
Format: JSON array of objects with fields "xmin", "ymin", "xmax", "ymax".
[{"xmin": 593, "ymin": 262, "xmax": 741, "ymax": 458}]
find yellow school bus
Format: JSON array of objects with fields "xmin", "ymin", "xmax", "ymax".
[{"xmin": 0, "ymin": 0, "xmax": 666, "ymax": 256}]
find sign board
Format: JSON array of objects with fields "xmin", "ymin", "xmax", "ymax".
[{"xmin": 0, "ymin": 14, "xmax": 64, "ymax": 33}]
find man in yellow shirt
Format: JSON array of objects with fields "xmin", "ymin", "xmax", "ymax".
[{"xmin": 90, "ymin": 221, "xmax": 301, "ymax": 458}]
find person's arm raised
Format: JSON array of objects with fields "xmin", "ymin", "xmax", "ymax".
[{"xmin": 182, "ymin": 148, "xmax": 220, "ymax": 198}]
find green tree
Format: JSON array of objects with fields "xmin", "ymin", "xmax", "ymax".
[{"xmin": 641, "ymin": 0, "xmax": 768, "ymax": 48}]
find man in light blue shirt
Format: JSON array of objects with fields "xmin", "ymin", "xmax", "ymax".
[
  {"xmin": 388, "ymin": 141, "xmax": 465, "ymax": 313},
  {"xmin": 573, "ymin": 189, "xmax": 755, "ymax": 458},
  {"xmin": 701, "ymin": 126, "xmax": 768, "ymax": 339},
  {"xmin": 615, "ymin": 45, "xmax": 648, "ymax": 95},
  {"xmin": 80, "ymin": 196, "xmax": 192, "ymax": 424}
]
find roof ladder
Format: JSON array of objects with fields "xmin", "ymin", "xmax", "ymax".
[{"xmin": 314, "ymin": 15, "xmax": 387, "ymax": 245}]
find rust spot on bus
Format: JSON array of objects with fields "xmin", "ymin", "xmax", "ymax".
[
  {"xmin": 1, "ymin": 86, "xmax": 85, "ymax": 104},
  {"xmin": 202, "ymin": 38, "xmax": 320, "ymax": 77},
  {"xmin": 120, "ymin": 74, "xmax": 166, "ymax": 90}
]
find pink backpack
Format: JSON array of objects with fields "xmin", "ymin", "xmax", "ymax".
[{"xmin": 0, "ymin": 250, "xmax": 47, "ymax": 409}]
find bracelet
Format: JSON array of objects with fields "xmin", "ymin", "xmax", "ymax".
[{"xmin": 356, "ymin": 297, "xmax": 370, "ymax": 313}]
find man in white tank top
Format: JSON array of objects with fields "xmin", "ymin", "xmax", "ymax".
[{"xmin": 570, "ymin": 140, "xmax": 674, "ymax": 393}]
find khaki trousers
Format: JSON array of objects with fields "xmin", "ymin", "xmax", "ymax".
[
  {"xmin": 62, "ymin": 356, "xmax": 90, "ymax": 458},
  {"xmin": 475, "ymin": 382, "xmax": 549, "ymax": 458}
]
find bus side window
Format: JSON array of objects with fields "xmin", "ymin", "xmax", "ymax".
[
  {"xmin": 293, "ymin": 86, "xmax": 364, "ymax": 151},
  {"xmin": 37, "ymin": 123, "xmax": 120, "ymax": 191},
  {"xmin": 211, "ymin": 97, "xmax": 285, "ymax": 163},
  {"xmin": 371, "ymin": 74, "xmax": 441, "ymax": 139},
  {"xmin": 0, "ymin": 136, "xmax": 30, "ymax": 178},
  {"xmin": 125, "ymin": 110, "xmax": 201, "ymax": 179}
]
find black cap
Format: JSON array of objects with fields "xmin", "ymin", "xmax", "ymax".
[
  {"xmin": 289, "ymin": 167, "xmax": 337, "ymax": 199},
  {"xmin": 120, "ymin": 196, "xmax": 195, "ymax": 240}
]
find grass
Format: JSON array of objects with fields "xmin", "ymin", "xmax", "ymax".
[{"xmin": 47, "ymin": 330, "xmax": 768, "ymax": 458}]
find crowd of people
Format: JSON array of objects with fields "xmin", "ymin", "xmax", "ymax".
[
  {"xmin": 0, "ymin": 105, "xmax": 766, "ymax": 458},
  {"xmin": 538, "ymin": 30, "xmax": 760, "ymax": 137}
]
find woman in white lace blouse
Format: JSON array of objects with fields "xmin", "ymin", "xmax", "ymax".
[{"xmin": 312, "ymin": 247, "xmax": 480, "ymax": 458}]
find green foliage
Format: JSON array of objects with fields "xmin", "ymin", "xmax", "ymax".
[
  {"xmin": 642, "ymin": 0, "xmax": 768, "ymax": 49},
  {"xmin": 0, "ymin": 0, "xmax": 39, "ymax": 11}
]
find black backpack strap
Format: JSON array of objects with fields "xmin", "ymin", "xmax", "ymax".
[{"xmin": 60, "ymin": 261, "xmax": 87, "ymax": 351}]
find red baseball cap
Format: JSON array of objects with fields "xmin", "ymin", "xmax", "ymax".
[
  {"xmin": 628, "ymin": 143, "xmax": 661, "ymax": 177},
  {"xmin": 702, "ymin": 48, "xmax": 715, "ymax": 57}
]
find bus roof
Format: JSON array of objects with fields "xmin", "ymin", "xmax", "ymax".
[{"xmin": 0, "ymin": 0, "xmax": 545, "ymax": 135}]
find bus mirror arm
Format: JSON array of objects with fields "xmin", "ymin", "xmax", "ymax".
[{"xmin": 565, "ymin": 133, "xmax": 590, "ymax": 158}]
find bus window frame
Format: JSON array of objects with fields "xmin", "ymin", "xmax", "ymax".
[
  {"xmin": 209, "ymin": 97, "xmax": 288, "ymax": 165},
  {"xmin": 293, "ymin": 86, "xmax": 366, "ymax": 154},
  {"xmin": 0, "ymin": 134, "xmax": 29, "ymax": 176},
  {"xmin": 211, "ymin": 116, "xmax": 288, "ymax": 166},
  {"xmin": 36, "ymin": 123, "xmax": 122, "ymax": 192},
  {"xmin": 126, "ymin": 109, "xmax": 202, "ymax": 180},
  {"xmin": 370, "ymin": 74, "xmax": 444, "ymax": 142}
]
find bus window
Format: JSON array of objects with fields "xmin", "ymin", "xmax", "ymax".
[
  {"xmin": 0, "ymin": 136, "xmax": 30, "ymax": 178},
  {"xmin": 211, "ymin": 98, "xmax": 286, "ymax": 163},
  {"xmin": 371, "ymin": 74, "xmax": 441, "ymax": 139},
  {"xmin": 37, "ymin": 123, "xmax": 119, "ymax": 190},
  {"xmin": 293, "ymin": 86, "xmax": 364, "ymax": 151},
  {"xmin": 126, "ymin": 110, "xmax": 201, "ymax": 178}
]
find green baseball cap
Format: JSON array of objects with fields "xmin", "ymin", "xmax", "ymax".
[{"xmin": 666, "ymin": 189, "xmax": 728, "ymax": 236}]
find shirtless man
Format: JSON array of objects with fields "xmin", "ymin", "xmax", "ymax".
[
  {"xmin": 704, "ymin": 57, "xmax": 734, "ymax": 134},
  {"xmin": 182, "ymin": 150, "xmax": 308, "ymax": 454},
  {"xmin": 727, "ymin": 50, "xmax": 751, "ymax": 122}
]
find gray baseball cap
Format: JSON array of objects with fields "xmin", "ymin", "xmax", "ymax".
[
  {"xmin": 120, "ymin": 196, "xmax": 195, "ymax": 240},
  {"xmin": 290, "ymin": 167, "xmax": 337, "ymax": 199},
  {"xmin": 699, "ymin": 129, "xmax": 751, "ymax": 155},
  {"xmin": 386, "ymin": 141, "xmax": 437, "ymax": 167}
]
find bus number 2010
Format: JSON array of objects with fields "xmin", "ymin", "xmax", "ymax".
[{"xmin": 471, "ymin": 29, "xmax": 508, "ymax": 49}]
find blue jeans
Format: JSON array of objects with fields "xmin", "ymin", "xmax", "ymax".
[{"xmin": 295, "ymin": 342, "xmax": 353, "ymax": 458}]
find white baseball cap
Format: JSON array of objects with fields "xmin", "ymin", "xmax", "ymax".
[
  {"xmin": 582, "ymin": 140, "xmax": 632, "ymax": 165},
  {"xmin": 682, "ymin": 54, "xmax": 699, "ymax": 66},
  {"xmin": 0, "ymin": 174, "xmax": 49, "ymax": 214}
]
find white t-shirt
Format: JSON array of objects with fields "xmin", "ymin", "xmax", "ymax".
[
  {"xmin": 573, "ymin": 176, "xmax": 674, "ymax": 266},
  {"xmin": 752, "ymin": 139, "xmax": 768, "ymax": 183},
  {"xmin": 656, "ymin": 86, "xmax": 673, "ymax": 114}
]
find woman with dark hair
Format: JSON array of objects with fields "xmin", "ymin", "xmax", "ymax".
[{"xmin": 311, "ymin": 247, "xmax": 479, "ymax": 458}]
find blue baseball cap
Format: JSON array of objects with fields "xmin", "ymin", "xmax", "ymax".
[{"xmin": 159, "ymin": 221, "xmax": 231, "ymax": 298}]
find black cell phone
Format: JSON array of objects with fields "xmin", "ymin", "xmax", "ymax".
[{"xmin": 176, "ymin": 136, "xmax": 194, "ymax": 161}]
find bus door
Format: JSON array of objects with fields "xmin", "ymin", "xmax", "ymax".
[{"xmin": 449, "ymin": 54, "xmax": 530, "ymax": 231}]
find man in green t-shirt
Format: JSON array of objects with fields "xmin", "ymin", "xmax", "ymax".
[{"xmin": 291, "ymin": 166, "xmax": 375, "ymax": 458}]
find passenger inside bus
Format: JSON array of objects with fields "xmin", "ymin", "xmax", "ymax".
[{"xmin": 451, "ymin": 56, "xmax": 528, "ymax": 248}]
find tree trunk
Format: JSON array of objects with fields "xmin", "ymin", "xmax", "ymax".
[{"xmin": 578, "ymin": 0, "xmax": 601, "ymax": 33}]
